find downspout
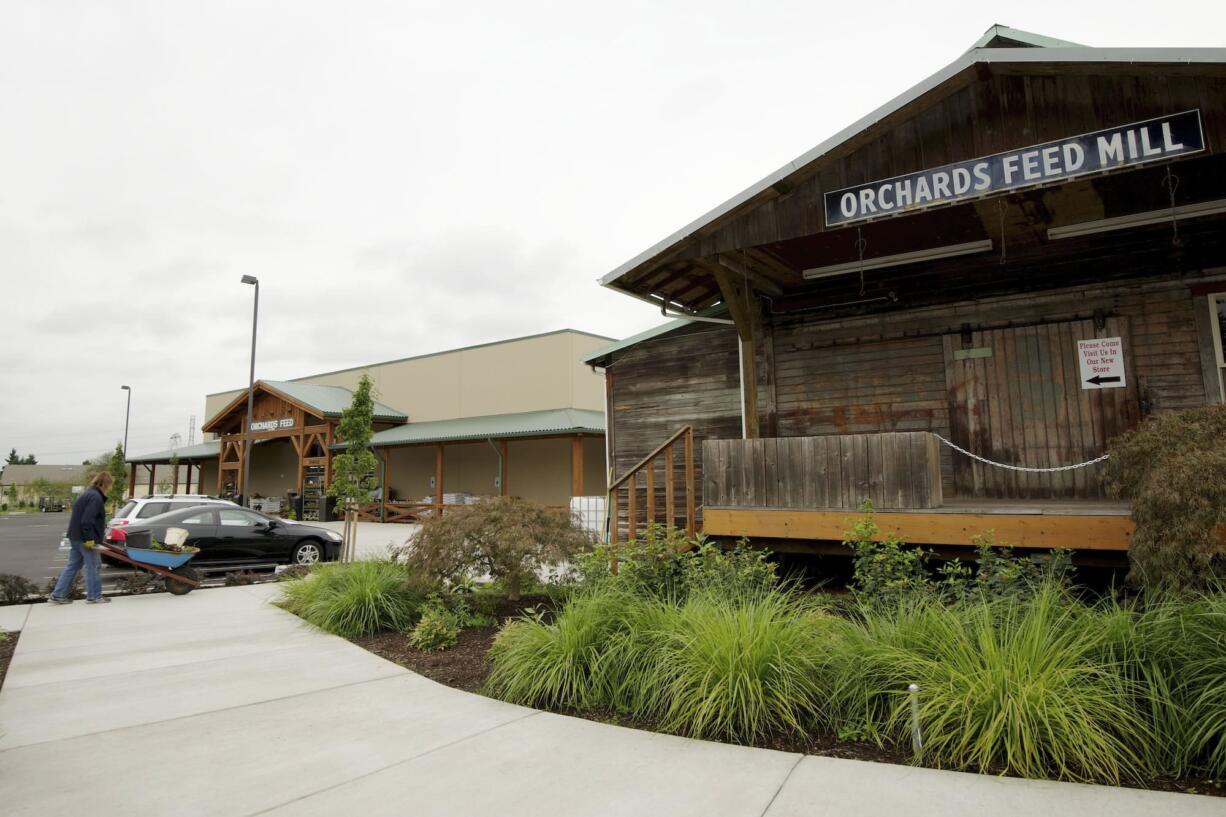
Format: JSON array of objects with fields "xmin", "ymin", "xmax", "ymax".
[{"xmin": 486, "ymin": 438, "xmax": 503, "ymax": 495}]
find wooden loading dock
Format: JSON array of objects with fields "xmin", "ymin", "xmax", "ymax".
[{"xmin": 586, "ymin": 29, "xmax": 1226, "ymax": 556}]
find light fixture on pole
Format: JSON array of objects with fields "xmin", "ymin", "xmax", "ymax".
[
  {"xmin": 240, "ymin": 275, "xmax": 259, "ymax": 507},
  {"xmin": 120, "ymin": 385, "xmax": 131, "ymax": 456}
]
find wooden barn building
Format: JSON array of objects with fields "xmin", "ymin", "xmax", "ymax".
[{"xmin": 584, "ymin": 27, "xmax": 1226, "ymax": 557}]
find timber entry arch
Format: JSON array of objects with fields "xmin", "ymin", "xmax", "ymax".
[{"xmin": 201, "ymin": 380, "xmax": 407, "ymax": 506}]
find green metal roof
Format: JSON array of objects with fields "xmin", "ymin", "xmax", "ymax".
[
  {"xmin": 582, "ymin": 305, "xmax": 733, "ymax": 367},
  {"xmin": 126, "ymin": 441, "xmax": 221, "ymax": 464},
  {"xmin": 262, "ymin": 380, "xmax": 408, "ymax": 421},
  {"xmin": 356, "ymin": 408, "xmax": 605, "ymax": 448},
  {"xmin": 971, "ymin": 25, "xmax": 1086, "ymax": 50}
]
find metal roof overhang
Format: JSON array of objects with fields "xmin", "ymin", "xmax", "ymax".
[{"xmin": 340, "ymin": 408, "xmax": 606, "ymax": 449}]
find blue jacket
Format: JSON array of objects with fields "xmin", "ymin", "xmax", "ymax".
[{"xmin": 67, "ymin": 486, "xmax": 108, "ymax": 543}]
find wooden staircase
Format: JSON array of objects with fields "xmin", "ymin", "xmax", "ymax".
[{"xmin": 607, "ymin": 426, "xmax": 697, "ymax": 570}]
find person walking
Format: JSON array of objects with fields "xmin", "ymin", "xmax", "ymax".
[{"xmin": 48, "ymin": 471, "xmax": 114, "ymax": 605}]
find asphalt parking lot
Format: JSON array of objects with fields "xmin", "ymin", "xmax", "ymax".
[{"xmin": 1, "ymin": 511, "xmax": 141, "ymax": 591}]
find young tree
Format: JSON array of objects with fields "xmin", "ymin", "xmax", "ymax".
[
  {"xmin": 5, "ymin": 448, "xmax": 17, "ymax": 464},
  {"xmin": 103, "ymin": 444, "xmax": 128, "ymax": 513},
  {"xmin": 328, "ymin": 373, "xmax": 378, "ymax": 506},
  {"xmin": 20, "ymin": 454, "xmax": 37, "ymax": 464}
]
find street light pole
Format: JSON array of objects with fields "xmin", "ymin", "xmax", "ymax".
[
  {"xmin": 241, "ymin": 275, "xmax": 259, "ymax": 508},
  {"xmin": 120, "ymin": 385, "xmax": 131, "ymax": 456}
]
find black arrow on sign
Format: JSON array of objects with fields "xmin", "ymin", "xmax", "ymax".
[{"xmin": 1086, "ymin": 375, "xmax": 1121, "ymax": 386}]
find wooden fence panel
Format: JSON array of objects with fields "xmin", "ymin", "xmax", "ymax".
[{"xmin": 702, "ymin": 432, "xmax": 943, "ymax": 510}]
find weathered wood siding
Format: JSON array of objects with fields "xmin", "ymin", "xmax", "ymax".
[
  {"xmin": 607, "ymin": 274, "xmax": 1215, "ymax": 513},
  {"xmin": 608, "ymin": 323, "xmax": 741, "ymax": 530},
  {"xmin": 704, "ymin": 433, "xmax": 942, "ymax": 510}
]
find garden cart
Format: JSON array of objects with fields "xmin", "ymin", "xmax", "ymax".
[{"xmin": 100, "ymin": 527, "xmax": 201, "ymax": 595}]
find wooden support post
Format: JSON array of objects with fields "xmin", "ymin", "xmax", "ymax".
[
  {"xmin": 127, "ymin": 464, "xmax": 136, "ymax": 499},
  {"xmin": 712, "ymin": 265, "xmax": 760, "ymax": 439},
  {"xmin": 184, "ymin": 463, "xmax": 192, "ymax": 495},
  {"xmin": 664, "ymin": 444, "xmax": 675, "ymax": 530},
  {"xmin": 571, "ymin": 436, "xmax": 584, "ymax": 497},
  {"xmin": 236, "ymin": 441, "xmax": 245, "ymax": 500},
  {"xmin": 627, "ymin": 472, "xmax": 637, "ymax": 542},
  {"xmin": 500, "ymin": 440, "xmax": 509, "ymax": 496},
  {"xmin": 171, "ymin": 464, "xmax": 179, "ymax": 495},
  {"xmin": 434, "ymin": 443, "xmax": 445, "ymax": 517},
  {"xmin": 684, "ymin": 428, "xmax": 696, "ymax": 540},
  {"xmin": 380, "ymin": 454, "xmax": 387, "ymax": 523},
  {"xmin": 148, "ymin": 463, "xmax": 156, "ymax": 495},
  {"xmin": 644, "ymin": 459, "xmax": 655, "ymax": 526}
]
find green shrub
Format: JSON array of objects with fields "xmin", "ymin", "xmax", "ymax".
[
  {"xmin": 579, "ymin": 525, "xmax": 778, "ymax": 602},
  {"xmin": 844, "ymin": 501, "xmax": 930, "ymax": 605},
  {"xmin": 1103, "ymin": 406, "xmax": 1226, "ymax": 591},
  {"xmin": 408, "ymin": 496, "xmax": 593, "ymax": 600},
  {"xmin": 0, "ymin": 573, "xmax": 40, "ymax": 605},
  {"xmin": 826, "ymin": 585, "xmax": 1147, "ymax": 783},
  {"xmin": 278, "ymin": 561, "xmax": 426, "ymax": 638},
  {"xmin": 410, "ymin": 605, "xmax": 461, "ymax": 652}
]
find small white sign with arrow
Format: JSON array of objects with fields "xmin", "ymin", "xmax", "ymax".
[{"xmin": 1077, "ymin": 336, "xmax": 1126, "ymax": 390}]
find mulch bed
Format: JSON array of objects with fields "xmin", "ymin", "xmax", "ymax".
[
  {"xmin": 344, "ymin": 604, "xmax": 1224, "ymax": 799},
  {"xmin": 0, "ymin": 630, "xmax": 19, "ymax": 691}
]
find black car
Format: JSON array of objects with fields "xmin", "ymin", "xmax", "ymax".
[{"xmin": 111, "ymin": 505, "xmax": 342, "ymax": 566}]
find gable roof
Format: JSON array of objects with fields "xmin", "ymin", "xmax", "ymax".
[
  {"xmin": 360, "ymin": 408, "xmax": 605, "ymax": 448},
  {"xmin": 598, "ymin": 31, "xmax": 1226, "ymax": 302},
  {"xmin": 203, "ymin": 379, "xmax": 408, "ymax": 432},
  {"xmin": 262, "ymin": 381, "xmax": 407, "ymax": 421},
  {"xmin": 971, "ymin": 25, "xmax": 1085, "ymax": 49}
]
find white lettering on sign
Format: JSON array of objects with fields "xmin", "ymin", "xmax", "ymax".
[
  {"xmin": 250, "ymin": 417, "xmax": 295, "ymax": 432},
  {"xmin": 1076, "ymin": 337, "xmax": 1127, "ymax": 390}
]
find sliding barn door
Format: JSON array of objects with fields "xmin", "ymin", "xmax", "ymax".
[{"xmin": 942, "ymin": 318, "xmax": 1140, "ymax": 500}]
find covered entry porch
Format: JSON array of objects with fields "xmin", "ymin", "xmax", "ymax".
[{"xmin": 356, "ymin": 408, "xmax": 606, "ymax": 522}]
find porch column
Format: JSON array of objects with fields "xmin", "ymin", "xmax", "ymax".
[
  {"xmin": 127, "ymin": 464, "xmax": 136, "ymax": 499},
  {"xmin": 499, "ymin": 440, "xmax": 508, "ymax": 496},
  {"xmin": 571, "ymin": 436, "xmax": 584, "ymax": 496},
  {"xmin": 148, "ymin": 463, "xmax": 156, "ymax": 495},
  {"xmin": 171, "ymin": 465, "xmax": 179, "ymax": 494},
  {"xmin": 712, "ymin": 265, "xmax": 760, "ymax": 439},
  {"xmin": 434, "ymin": 444, "xmax": 445, "ymax": 516}
]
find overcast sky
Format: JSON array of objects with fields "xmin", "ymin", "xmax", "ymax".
[{"xmin": 2, "ymin": 2, "xmax": 1222, "ymax": 462}]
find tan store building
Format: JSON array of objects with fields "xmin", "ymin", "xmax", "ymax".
[{"xmin": 126, "ymin": 330, "xmax": 611, "ymax": 521}]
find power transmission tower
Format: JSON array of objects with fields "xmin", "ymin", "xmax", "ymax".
[{"xmin": 188, "ymin": 415, "xmax": 196, "ymax": 446}]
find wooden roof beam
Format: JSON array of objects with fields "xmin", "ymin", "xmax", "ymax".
[{"xmin": 716, "ymin": 253, "xmax": 784, "ymax": 297}]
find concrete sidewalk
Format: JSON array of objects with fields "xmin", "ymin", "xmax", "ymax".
[{"xmin": 0, "ymin": 588, "xmax": 1219, "ymax": 817}]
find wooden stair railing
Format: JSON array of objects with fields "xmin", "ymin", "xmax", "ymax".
[{"xmin": 607, "ymin": 425, "xmax": 696, "ymax": 573}]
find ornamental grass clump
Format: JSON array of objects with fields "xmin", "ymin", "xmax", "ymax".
[
  {"xmin": 484, "ymin": 587, "xmax": 629, "ymax": 709},
  {"xmin": 277, "ymin": 560, "xmax": 425, "ymax": 638},
  {"xmin": 826, "ymin": 584, "xmax": 1146, "ymax": 783},
  {"xmin": 1104, "ymin": 590, "xmax": 1226, "ymax": 778},
  {"xmin": 648, "ymin": 590, "xmax": 833, "ymax": 742},
  {"xmin": 487, "ymin": 585, "xmax": 835, "ymax": 743}
]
